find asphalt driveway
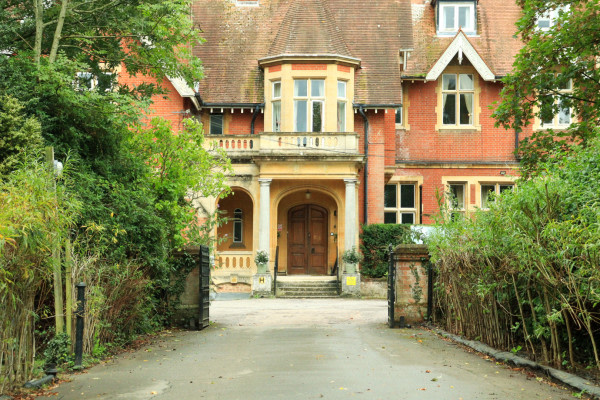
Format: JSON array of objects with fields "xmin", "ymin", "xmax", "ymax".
[{"xmin": 38, "ymin": 299, "xmax": 573, "ymax": 399}]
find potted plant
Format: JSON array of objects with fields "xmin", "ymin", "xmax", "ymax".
[
  {"xmin": 254, "ymin": 250, "xmax": 269, "ymax": 269},
  {"xmin": 342, "ymin": 246, "xmax": 363, "ymax": 268}
]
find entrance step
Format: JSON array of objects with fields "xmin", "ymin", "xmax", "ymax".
[{"xmin": 275, "ymin": 276, "xmax": 340, "ymax": 298}]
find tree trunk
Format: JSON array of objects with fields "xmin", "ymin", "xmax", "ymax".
[
  {"xmin": 33, "ymin": 0, "xmax": 44, "ymax": 65},
  {"xmin": 49, "ymin": 0, "xmax": 70, "ymax": 63}
]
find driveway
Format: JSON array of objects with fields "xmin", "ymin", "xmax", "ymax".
[{"xmin": 39, "ymin": 299, "xmax": 573, "ymax": 399}]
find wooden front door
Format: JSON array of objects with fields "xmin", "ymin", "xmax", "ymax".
[{"xmin": 288, "ymin": 205, "xmax": 328, "ymax": 275}]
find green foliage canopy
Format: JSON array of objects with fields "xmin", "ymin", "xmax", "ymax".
[
  {"xmin": 0, "ymin": 95, "xmax": 43, "ymax": 175},
  {"xmin": 493, "ymin": 0, "xmax": 600, "ymax": 176}
]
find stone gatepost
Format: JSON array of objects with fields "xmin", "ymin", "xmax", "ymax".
[{"xmin": 393, "ymin": 244, "xmax": 430, "ymax": 324}]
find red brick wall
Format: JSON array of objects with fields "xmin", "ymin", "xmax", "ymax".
[
  {"xmin": 224, "ymin": 110, "xmax": 265, "ymax": 135},
  {"xmin": 354, "ymin": 110, "xmax": 397, "ymax": 224},
  {"xmin": 391, "ymin": 166, "xmax": 518, "ymax": 224},
  {"xmin": 118, "ymin": 68, "xmax": 187, "ymax": 132},
  {"xmin": 291, "ymin": 64, "xmax": 328, "ymax": 70},
  {"xmin": 382, "ymin": 78, "xmax": 534, "ymax": 224},
  {"xmin": 400, "ymin": 79, "xmax": 531, "ymax": 162}
]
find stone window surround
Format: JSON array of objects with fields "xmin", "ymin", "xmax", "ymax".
[
  {"xmin": 434, "ymin": 66, "xmax": 482, "ymax": 132},
  {"xmin": 442, "ymin": 176, "xmax": 517, "ymax": 215}
]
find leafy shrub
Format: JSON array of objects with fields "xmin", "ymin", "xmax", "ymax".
[
  {"xmin": 43, "ymin": 333, "xmax": 72, "ymax": 366},
  {"xmin": 428, "ymin": 138, "xmax": 600, "ymax": 370},
  {"xmin": 360, "ymin": 224, "xmax": 420, "ymax": 278}
]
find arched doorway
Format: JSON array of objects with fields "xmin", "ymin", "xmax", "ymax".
[{"xmin": 287, "ymin": 204, "xmax": 328, "ymax": 275}]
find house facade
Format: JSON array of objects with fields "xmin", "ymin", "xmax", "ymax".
[{"xmin": 122, "ymin": 0, "xmax": 545, "ymax": 295}]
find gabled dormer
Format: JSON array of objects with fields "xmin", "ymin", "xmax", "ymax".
[{"xmin": 434, "ymin": 0, "xmax": 478, "ymax": 37}]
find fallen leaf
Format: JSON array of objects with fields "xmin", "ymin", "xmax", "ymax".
[{"xmin": 425, "ymin": 370, "xmax": 431, "ymax": 373}]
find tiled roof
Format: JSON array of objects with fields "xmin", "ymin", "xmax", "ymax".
[
  {"xmin": 192, "ymin": 0, "xmax": 413, "ymax": 104},
  {"xmin": 267, "ymin": 0, "xmax": 351, "ymax": 57},
  {"xmin": 404, "ymin": 1, "xmax": 523, "ymax": 78}
]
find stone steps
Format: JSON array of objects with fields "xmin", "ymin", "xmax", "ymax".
[{"xmin": 276, "ymin": 279, "xmax": 340, "ymax": 298}]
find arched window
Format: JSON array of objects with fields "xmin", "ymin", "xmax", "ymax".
[{"xmin": 233, "ymin": 208, "xmax": 243, "ymax": 243}]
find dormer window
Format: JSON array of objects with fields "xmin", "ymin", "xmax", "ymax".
[{"xmin": 438, "ymin": 1, "xmax": 476, "ymax": 36}]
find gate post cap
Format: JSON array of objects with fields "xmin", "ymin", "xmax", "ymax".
[{"xmin": 76, "ymin": 282, "xmax": 86, "ymax": 287}]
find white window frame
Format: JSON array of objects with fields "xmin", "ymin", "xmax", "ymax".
[
  {"xmin": 438, "ymin": 2, "xmax": 476, "ymax": 34},
  {"xmin": 480, "ymin": 183, "xmax": 514, "ymax": 209},
  {"xmin": 536, "ymin": 5, "xmax": 569, "ymax": 31},
  {"xmin": 272, "ymin": 81, "xmax": 281, "ymax": 132},
  {"xmin": 540, "ymin": 79, "xmax": 573, "ymax": 129},
  {"xmin": 75, "ymin": 71, "xmax": 114, "ymax": 92},
  {"xmin": 442, "ymin": 73, "xmax": 474, "ymax": 126},
  {"xmin": 384, "ymin": 183, "xmax": 417, "ymax": 225},
  {"xmin": 337, "ymin": 80, "xmax": 347, "ymax": 132},
  {"xmin": 293, "ymin": 79, "xmax": 325, "ymax": 133},
  {"xmin": 76, "ymin": 72, "xmax": 95, "ymax": 91}
]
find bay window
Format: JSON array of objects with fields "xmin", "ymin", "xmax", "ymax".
[
  {"xmin": 337, "ymin": 80, "xmax": 347, "ymax": 132},
  {"xmin": 272, "ymin": 81, "xmax": 281, "ymax": 132},
  {"xmin": 294, "ymin": 79, "xmax": 324, "ymax": 132}
]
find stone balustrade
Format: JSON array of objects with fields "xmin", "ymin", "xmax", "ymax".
[
  {"xmin": 215, "ymin": 251, "xmax": 254, "ymax": 270},
  {"xmin": 204, "ymin": 132, "xmax": 359, "ymax": 157}
]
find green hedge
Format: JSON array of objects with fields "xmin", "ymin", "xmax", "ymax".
[{"xmin": 359, "ymin": 224, "xmax": 419, "ymax": 278}]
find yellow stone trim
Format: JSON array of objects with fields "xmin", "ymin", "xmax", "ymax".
[{"xmin": 442, "ymin": 175, "xmax": 516, "ymax": 214}]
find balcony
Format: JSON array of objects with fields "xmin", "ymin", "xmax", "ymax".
[{"xmin": 204, "ymin": 132, "xmax": 360, "ymax": 159}]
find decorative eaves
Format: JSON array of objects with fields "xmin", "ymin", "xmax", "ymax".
[
  {"xmin": 167, "ymin": 76, "xmax": 200, "ymax": 109},
  {"xmin": 425, "ymin": 30, "xmax": 495, "ymax": 82}
]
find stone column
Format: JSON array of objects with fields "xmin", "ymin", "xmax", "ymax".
[
  {"xmin": 253, "ymin": 178, "xmax": 273, "ymax": 296},
  {"xmin": 344, "ymin": 178, "xmax": 357, "ymax": 273},
  {"xmin": 341, "ymin": 178, "xmax": 360, "ymax": 297},
  {"xmin": 258, "ymin": 178, "xmax": 272, "ymax": 268}
]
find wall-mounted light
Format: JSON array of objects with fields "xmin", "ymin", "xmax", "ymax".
[{"xmin": 305, "ymin": 190, "xmax": 311, "ymax": 200}]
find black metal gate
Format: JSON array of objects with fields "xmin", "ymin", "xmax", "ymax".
[
  {"xmin": 198, "ymin": 245, "xmax": 210, "ymax": 330},
  {"xmin": 387, "ymin": 244, "xmax": 395, "ymax": 328}
]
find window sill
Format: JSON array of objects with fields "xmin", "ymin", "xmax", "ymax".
[
  {"xmin": 438, "ymin": 126, "xmax": 480, "ymax": 133},
  {"xmin": 536, "ymin": 125, "xmax": 571, "ymax": 131}
]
